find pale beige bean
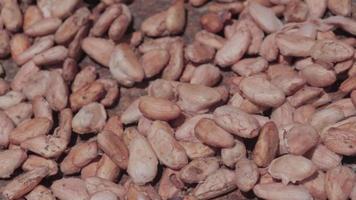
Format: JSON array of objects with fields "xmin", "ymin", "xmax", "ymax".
[
  {"xmin": 148, "ymin": 79, "xmax": 176, "ymax": 101},
  {"xmin": 25, "ymin": 18, "xmax": 62, "ymax": 37},
  {"xmin": 108, "ymin": 4, "xmax": 132, "ymax": 41},
  {"xmin": 300, "ymin": 64, "xmax": 336, "ymax": 87},
  {"xmin": 311, "ymin": 39, "xmax": 354, "ymax": 63},
  {"xmin": 139, "ymin": 96, "xmax": 181, "ymax": 121},
  {"xmin": 272, "ymin": 72, "xmax": 306, "ymax": 96},
  {"xmin": 14, "ymin": 35, "xmax": 54, "ymax": 66},
  {"xmin": 268, "ymin": 155, "xmax": 316, "ymax": 184},
  {"xmin": 109, "ymin": 43, "xmax": 144, "ymax": 86},
  {"xmin": 194, "ymin": 30, "xmax": 226, "ymax": 49},
  {"xmin": 85, "ymin": 177, "xmax": 126, "ymax": 199},
  {"xmin": 0, "ymin": 110, "xmax": 14, "ymax": 147},
  {"xmin": 4, "ymin": 102, "xmax": 32, "ymax": 125},
  {"xmin": 305, "ymin": 0, "xmax": 326, "ymax": 18},
  {"xmin": 259, "ymin": 33, "xmax": 279, "ymax": 62},
  {"xmin": 103, "ymin": 116, "xmax": 123, "ymax": 138},
  {"xmin": 308, "ymin": 144, "xmax": 342, "ymax": 171},
  {"xmin": 192, "ymin": 168, "xmax": 236, "ymax": 200},
  {"xmin": 70, "ymin": 81, "xmax": 105, "ymax": 111},
  {"xmin": 60, "ymin": 141, "xmax": 98, "ymax": 175},
  {"xmin": 179, "ymin": 157, "xmax": 219, "ymax": 184},
  {"xmin": 301, "ymin": 171, "xmax": 327, "ymax": 200},
  {"xmin": 327, "ymin": 0, "xmax": 351, "ymax": 16},
  {"xmin": 95, "ymin": 154, "xmax": 120, "ymax": 181},
  {"xmin": 11, "ymin": 61, "xmax": 39, "ymax": 91},
  {"xmin": 2, "ymin": 167, "xmax": 49, "ymax": 200},
  {"xmin": 81, "ymin": 37, "xmax": 115, "ymax": 67},
  {"xmin": 284, "ymin": 0, "xmax": 308, "ymax": 22},
  {"xmin": 229, "ymin": 92, "xmax": 266, "ymax": 114},
  {"xmin": 270, "ymin": 102, "xmax": 294, "ymax": 128},
  {"xmin": 213, "ymin": 105, "xmax": 260, "ymax": 138},
  {"xmin": 215, "ymin": 29, "xmax": 250, "ymax": 67},
  {"xmin": 141, "ymin": 49, "xmax": 170, "ymax": 78},
  {"xmin": 10, "ymin": 34, "xmax": 30, "ymax": 61},
  {"xmin": 240, "ymin": 76, "xmax": 286, "ymax": 108},
  {"xmin": 322, "ymin": 127, "xmax": 356, "ymax": 156},
  {"xmin": 208, "ymin": 2, "xmax": 244, "ymax": 15},
  {"xmin": 252, "ymin": 122, "xmax": 279, "ymax": 167},
  {"xmin": 33, "ymin": 45, "xmax": 68, "ymax": 66},
  {"xmin": 159, "ymin": 168, "xmax": 184, "ymax": 200},
  {"xmin": 165, "ymin": 0, "xmax": 185, "ymax": 35},
  {"xmin": 177, "ymin": 83, "xmax": 222, "ymax": 113},
  {"xmin": 325, "ymin": 166, "xmax": 355, "ymax": 200},
  {"xmin": 232, "ymin": 57, "xmax": 268, "ymax": 77},
  {"xmin": 32, "ymin": 96, "xmax": 53, "ymax": 122},
  {"xmin": 90, "ymin": 191, "xmax": 118, "ymax": 200},
  {"xmin": 253, "ymin": 183, "xmax": 313, "ymax": 200},
  {"xmin": 23, "ymin": 6, "xmax": 43, "ymax": 31},
  {"xmin": 147, "ymin": 121, "xmax": 188, "ymax": 169},
  {"xmin": 287, "ymin": 86, "xmax": 323, "ymax": 107},
  {"xmin": 195, "ymin": 118, "xmax": 234, "ymax": 148},
  {"xmin": 91, "ymin": 4, "xmax": 122, "ymax": 37},
  {"xmin": 21, "ymin": 70, "xmax": 51, "ymax": 100},
  {"xmin": 310, "ymin": 106, "xmax": 344, "ymax": 132},
  {"xmin": 235, "ymin": 158, "xmax": 259, "ymax": 192},
  {"xmin": 71, "ymin": 65, "xmax": 97, "ymax": 92},
  {"xmin": 54, "ymin": 7, "xmax": 91, "ymax": 44},
  {"xmin": 190, "ymin": 64, "xmax": 221, "ymax": 86},
  {"xmin": 25, "ymin": 185, "xmax": 55, "ymax": 200},
  {"xmin": 1, "ymin": 0, "xmax": 23, "ymax": 32},
  {"xmin": 140, "ymin": 11, "xmax": 168, "ymax": 37},
  {"xmin": 248, "ymin": 2, "xmax": 283, "ymax": 33},
  {"xmin": 46, "ymin": 71, "xmax": 68, "ymax": 111},
  {"xmin": 21, "ymin": 135, "xmax": 68, "ymax": 158},
  {"xmin": 97, "ymin": 131, "xmax": 129, "ymax": 169},
  {"xmin": 72, "ymin": 102, "xmax": 107, "ymax": 134},
  {"xmin": 175, "ymin": 114, "xmax": 213, "ymax": 142},
  {"xmin": 127, "ymin": 131, "xmax": 158, "ymax": 185},
  {"xmin": 179, "ymin": 141, "xmax": 215, "ymax": 159},
  {"xmin": 221, "ymin": 139, "xmax": 246, "ymax": 167},
  {"xmin": 51, "ymin": 0, "xmax": 80, "ymax": 18},
  {"xmin": 51, "ymin": 178, "xmax": 90, "ymax": 200},
  {"xmin": 285, "ymin": 124, "xmax": 319, "ymax": 155},
  {"xmin": 37, "ymin": 0, "xmax": 54, "ymax": 18},
  {"xmin": 120, "ymin": 99, "xmax": 142, "ymax": 125},
  {"xmin": 22, "ymin": 155, "xmax": 57, "ymax": 176},
  {"xmin": 276, "ymin": 33, "xmax": 315, "ymax": 57},
  {"xmin": 9, "ymin": 117, "xmax": 52, "ymax": 145},
  {"xmin": 0, "ymin": 91, "xmax": 25, "ymax": 110},
  {"xmin": 162, "ymin": 40, "xmax": 185, "ymax": 80},
  {"xmin": 185, "ymin": 41, "xmax": 215, "ymax": 64},
  {"xmin": 0, "ymin": 149, "xmax": 27, "ymax": 178}
]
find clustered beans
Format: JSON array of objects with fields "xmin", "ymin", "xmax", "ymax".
[{"xmin": 0, "ymin": 0, "xmax": 355, "ymax": 200}]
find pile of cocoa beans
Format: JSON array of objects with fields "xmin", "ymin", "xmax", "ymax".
[{"xmin": 0, "ymin": 0, "xmax": 355, "ymax": 199}]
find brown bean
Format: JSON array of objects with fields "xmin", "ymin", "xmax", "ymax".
[
  {"xmin": 97, "ymin": 131, "xmax": 129, "ymax": 169},
  {"xmin": 252, "ymin": 122, "xmax": 279, "ymax": 167},
  {"xmin": 195, "ymin": 118, "xmax": 235, "ymax": 148}
]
